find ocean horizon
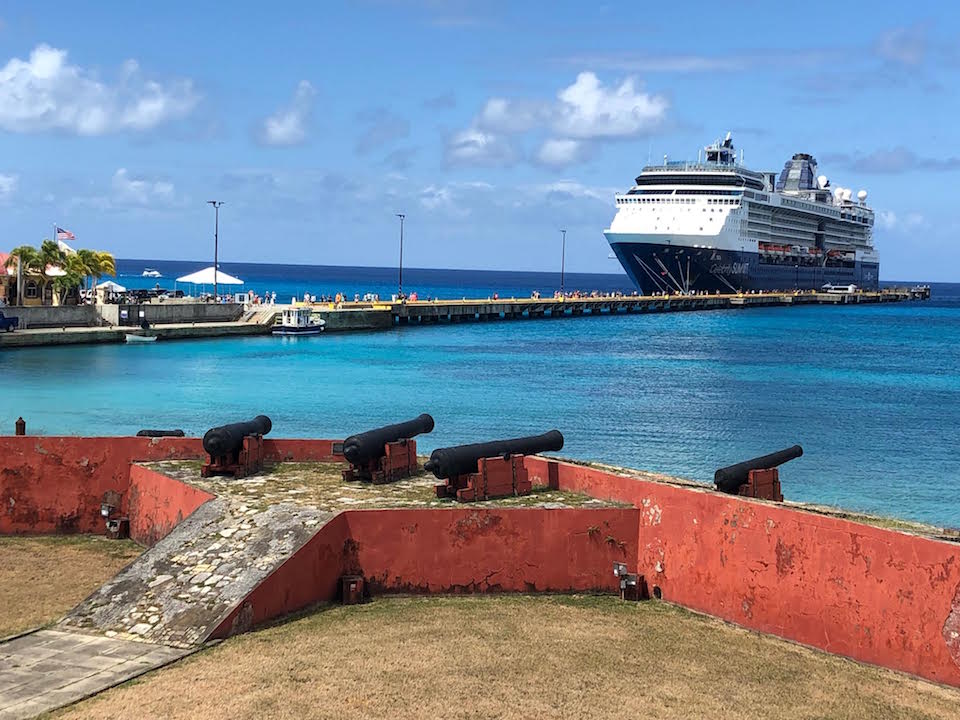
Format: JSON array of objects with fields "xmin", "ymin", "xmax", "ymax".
[{"xmin": 114, "ymin": 257, "xmax": 938, "ymax": 300}]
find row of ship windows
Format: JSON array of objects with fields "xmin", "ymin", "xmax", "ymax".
[
  {"xmin": 619, "ymin": 197, "xmax": 741, "ymax": 206},
  {"xmin": 781, "ymin": 198, "xmax": 841, "ymax": 219},
  {"xmin": 620, "ymin": 197, "xmax": 695, "ymax": 205}
]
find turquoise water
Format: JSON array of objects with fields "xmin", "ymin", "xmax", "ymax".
[{"xmin": 2, "ymin": 271, "xmax": 958, "ymax": 527}]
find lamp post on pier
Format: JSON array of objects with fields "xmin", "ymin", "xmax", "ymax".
[
  {"xmin": 396, "ymin": 213, "xmax": 405, "ymax": 300},
  {"xmin": 560, "ymin": 229, "xmax": 567, "ymax": 297},
  {"xmin": 207, "ymin": 200, "xmax": 224, "ymax": 301}
]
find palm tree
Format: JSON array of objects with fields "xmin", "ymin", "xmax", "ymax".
[
  {"xmin": 76, "ymin": 249, "xmax": 98, "ymax": 294},
  {"xmin": 4, "ymin": 246, "xmax": 43, "ymax": 305},
  {"xmin": 74, "ymin": 250, "xmax": 116, "ymax": 299},
  {"xmin": 53, "ymin": 254, "xmax": 88, "ymax": 306},
  {"xmin": 37, "ymin": 240, "xmax": 67, "ymax": 305},
  {"xmin": 92, "ymin": 251, "xmax": 116, "ymax": 281}
]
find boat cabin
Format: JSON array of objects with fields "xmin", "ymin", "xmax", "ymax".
[{"xmin": 280, "ymin": 306, "xmax": 316, "ymax": 328}]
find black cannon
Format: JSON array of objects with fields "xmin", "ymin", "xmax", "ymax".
[
  {"xmin": 201, "ymin": 415, "xmax": 272, "ymax": 478},
  {"xmin": 136, "ymin": 429, "xmax": 185, "ymax": 438},
  {"xmin": 428, "ymin": 430, "xmax": 563, "ymax": 502},
  {"xmin": 341, "ymin": 414, "xmax": 434, "ymax": 484},
  {"xmin": 425, "ymin": 430, "xmax": 564, "ymax": 480},
  {"xmin": 202, "ymin": 415, "xmax": 272, "ymax": 457},
  {"xmin": 342, "ymin": 414, "xmax": 435, "ymax": 465},
  {"xmin": 714, "ymin": 445, "xmax": 803, "ymax": 497}
]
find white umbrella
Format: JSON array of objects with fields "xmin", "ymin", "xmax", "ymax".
[
  {"xmin": 96, "ymin": 280, "xmax": 127, "ymax": 292},
  {"xmin": 176, "ymin": 266, "xmax": 243, "ymax": 285}
]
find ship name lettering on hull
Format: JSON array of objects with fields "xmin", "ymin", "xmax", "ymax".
[{"xmin": 710, "ymin": 262, "xmax": 749, "ymax": 275}]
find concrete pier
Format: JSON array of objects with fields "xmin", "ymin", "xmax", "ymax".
[
  {"xmin": 0, "ymin": 320, "xmax": 272, "ymax": 348},
  {"xmin": 314, "ymin": 287, "xmax": 927, "ymax": 332},
  {"xmin": 0, "ymin": 288, "xmax": 929, "ymax": 347}
]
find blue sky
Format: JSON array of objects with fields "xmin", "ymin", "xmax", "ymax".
[{"xmin": 0, "ymin": 1, "xmax": 956, "ymax": 280}]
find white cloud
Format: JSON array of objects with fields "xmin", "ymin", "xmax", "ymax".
[
  {"xmin": 112, "ymin": 168, "xmax": 174, "ymax": 204},
  {"xmin": 259, "ymin": 81, "xmax": 315, "ymax": 146},
  {"xmin": 447, "ymin": 71, "xmax": 668, "ymax": 167},
  {"xmin": 419, "ymin": 184, "xmax": 454, "ymax": 211},
  {"xmin": 445, "ymin": 127, "xmax": 515, "ymax": 166},
  {"xmin": 0, "ymin": 44, "xmax": 199, "ymax": 135},
  {"xmin": 536, "ymin": 138, "xmax": 588, "ymax": 167},
  {"xmin": 0, "ymin": 173, "xmax": 18, "ymax": 201},
  {"xmin": 477, "ymin": 98, "xmax": 546, "ymax": 134},
  {"xmin": 418, "ymin": 181, "xmax": 495, "ymax": 217},
  {"xmin": 876, "ymin": 209, "xmax": 926, "ymax": 231},
  {"xmin": 70, "ymin": 168, "xmax": 176, "ymax": 211},
  {"xmin": 554, "ymin": 72, "xmax": 667, "ymax": 139},
  {"xmin": 531, "ymin": 180, "xmax": 616, "ymax": 203}
]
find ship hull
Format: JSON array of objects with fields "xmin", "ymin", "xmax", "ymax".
[{"xmin": 609, "ymin": 241, "xmax": 879, "ymax": 295}]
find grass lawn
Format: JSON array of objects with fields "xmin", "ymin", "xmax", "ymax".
[
  {"xmin": 54, "ymin": 595, "xmax": 960, "ymax": 720},
  {"xmin": 0, "ymin": 535, "xmax": 141, "ymax": 638}
]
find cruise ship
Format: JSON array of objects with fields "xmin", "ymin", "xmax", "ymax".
[{"xmin": 604, "ymin": 133, "xmax": 879, "ymax": 294}]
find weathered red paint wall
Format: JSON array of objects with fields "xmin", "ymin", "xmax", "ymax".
[
  {"xmin": 0, "ymin": 435, "xmax": 342, "ymax": 536},
  {"xmin": 343, "ymin": 508, "xmax": 637, "ymax": 594},
  {"xmin": 0, "ymin": 436, "xmax": 203, "ymax": 534},
  {"xmin": 526, "ymin": 457, "xmax": 960, "ymax": 687},
  {"xmin": 210, "ymin": 513, "xmax": 350, "ymax": 639},
  {"xmin": 127, "ymin": 464, "xmax": 215, "ymax": 546},
  {"xmin": 263, "ymin": 439, "xmax": 343, "ymax": 462},
  {"xmin": 211, "ymin": 508, "xmax": 637, "ymax": 638}
]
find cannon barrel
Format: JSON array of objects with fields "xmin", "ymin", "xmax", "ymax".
[
  {"xmin": 136, "ymin": 429, "xmax": 185, "ymax": 438},
  {"xmin": 202, "ymin": 415, "xmax": 272, "ymax": 457},
  {"xmin": 714, "ymin": 445, "xmax": 803, "ymax": 494},
  {"xmin": 424, "ymin": 430, "xmax": 563, "ymax": 480},
  {"xmin": 342, "ymin": 413, "xmax": 435, "ymax": 465}
]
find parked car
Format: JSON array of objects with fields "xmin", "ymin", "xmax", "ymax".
[{"xmin": 0, "ymin": 311, "xmax": 19, "ymax": 332}]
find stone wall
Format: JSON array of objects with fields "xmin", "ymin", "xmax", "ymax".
[
  {"xmin": 3, "ymin": 305, "xmax": 101, "ymax": 328},
  {"xmin": 98, "ymin": 302, "xmax": 244, "ymax": 326}
]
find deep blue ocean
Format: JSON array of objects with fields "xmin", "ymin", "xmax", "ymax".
[{"xmin": 2, "ymin": 259, "xmax": 958, "ymax": 528}]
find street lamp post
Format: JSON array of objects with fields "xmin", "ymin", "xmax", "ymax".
[
  {"xmin": 560, "ymin": 229, "xmax": 567, "ymax": 297},
  {"xmin": 396, "ymin": 213, "xmax": 405, "ymax": 300},
  {"xmin": 207, "ymin": 200, "xmax": 224, "ymax": 301}
]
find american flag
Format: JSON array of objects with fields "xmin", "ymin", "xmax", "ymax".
[{"xmin": 56, "ymin": 227, "xmax": 75, "ymax": 241}]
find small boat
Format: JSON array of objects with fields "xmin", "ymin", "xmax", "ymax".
[
  {"xmin": 821, "ymin": 283, "xmax": 858, "ymax": 295},
  {"xmin": 125, "ymin": 333, "xmax": 158, "ymax": 343},
  {"xmin": 142, "ymin": 268, "xmax": 162, "ymax": 278},
  {"xmin": 272, "ymin": 306, "xmax": 326, "ymax": 336}
]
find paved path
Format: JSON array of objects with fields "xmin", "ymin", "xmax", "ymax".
[{"xmin": 0, "ymin": 630, "xmax": 189, "ymax": 720}]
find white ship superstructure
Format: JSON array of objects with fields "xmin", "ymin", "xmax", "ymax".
[{"xmin": 604, "ymin": 133, "xmax": 879, "ymax": 294}]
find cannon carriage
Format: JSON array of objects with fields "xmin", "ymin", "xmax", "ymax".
[
  {"xmin": 714, "ymin": 445, "xmax": 803, "ymax": 501},
  {"xmin": 341, "ymin": 414, "xmax": 434, "ymax": 483},
  {"xmin": 427, "ymin": 430, "xmax": 564, "ymax": 502},
  {"xmin": 201, "ymin": 415, "xmax": 273, "ymax": 478}
]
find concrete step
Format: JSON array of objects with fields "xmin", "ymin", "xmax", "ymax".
[{"xmin": 58, "ymin": 498, "xmax": 333, "ymax": 648}]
